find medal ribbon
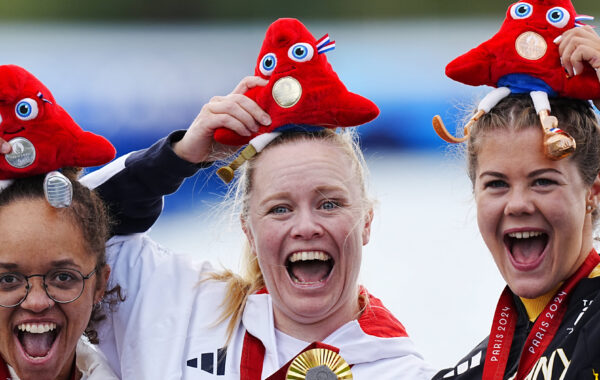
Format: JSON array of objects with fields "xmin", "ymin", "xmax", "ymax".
[
  {"xmin": 240, "ymin": 331, "xmax": 341, "ymax": 380},
  {"xmin": 482, "ymin": 249, "xmax": 600, "ymax": 380},
  {"xmin": 0, "ymin": 354, "xmax": 78, "ymax": 380}
]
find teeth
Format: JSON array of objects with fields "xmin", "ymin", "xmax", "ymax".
[
  {"xmin": 289, "ymin": 251, "xmax": 331, "ymax": 263},
  {"xmin": 17, "ymin": 323, "xmax": 57, "ymax": 334},
  {"xmin": 508, "ymin": 231, "xmax": 542, "ymax": 239}
]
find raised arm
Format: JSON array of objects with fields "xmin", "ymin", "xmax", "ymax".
[
  {"xmin": 81, "ymin": 76, "xmax": 271, "ymax": 235},
  {"xmin": 80, "ymin": 131, "xmax": 204, "ymax": 235}
]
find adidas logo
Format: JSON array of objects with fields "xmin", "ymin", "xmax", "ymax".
[{"xmin": 186, "ymin": 347, "xmax": 227, "ymax": 375}]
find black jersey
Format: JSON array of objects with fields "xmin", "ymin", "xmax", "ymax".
[{"xmin": 434, "ymin": 275, "xmax": 600, "ymax": 380}]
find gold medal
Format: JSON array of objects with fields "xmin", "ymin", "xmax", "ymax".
[
  {"xmin": 286, "ymin": 348, "xmax": 353, "ymax": 380},
  {"xmin": 515, "ymin": 31, "xmax": 547, "ymax": 60},
  {"xmin": 272, "ymin": 76, "xmax": 302, "ymax": 108}
]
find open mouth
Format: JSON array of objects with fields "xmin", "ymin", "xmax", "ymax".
[
  {"xmin": 504, "ymin": 231, "xmax": 548, "ymax": 268},
  {"xmin": 15, "ymin": 323, "xmax": 59, "ymax": 359},
  {"xmin": 286, "ymin": 251, "xmax": 334, "ymax": 285}
]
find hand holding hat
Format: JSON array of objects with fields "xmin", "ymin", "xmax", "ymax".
[
  {"xmin": 212, "ymin": 18, "xmax": 379, "ymax": 182},
  {"xmin": 433, "ymin": 0, "xmax": 600, "ymax": 159}
]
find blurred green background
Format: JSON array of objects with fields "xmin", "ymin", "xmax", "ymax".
[{"xmin": 1, "ymin": 0, "xmax": 598, "ymax": 21}]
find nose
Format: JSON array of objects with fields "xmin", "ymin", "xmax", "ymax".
[
  {"xmin": 20, "ymin": 278, "xmax": 54, "ymax": 312},
  {"xmin": 504, "ymin": 187, "xmax": 535, "ymax": 216},
  {"xmin": 291, "ymin": 209, "xmax": 324, "ymax": 240}
]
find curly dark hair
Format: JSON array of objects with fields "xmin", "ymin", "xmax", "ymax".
[{"xmin": 0, "ymin": 167, "xmax": 122, "ymax": 344}]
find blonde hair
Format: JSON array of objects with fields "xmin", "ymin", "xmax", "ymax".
[{"xmin": 206, "ymin": 128, "xmax": 372, "ymax": 341}]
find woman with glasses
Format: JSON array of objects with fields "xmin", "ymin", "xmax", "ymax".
[{"xmin": 0, "ymin": 65, "xmax": 120, "ymax": 380}]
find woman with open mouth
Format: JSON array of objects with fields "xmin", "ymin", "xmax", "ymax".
[
  {"xmin": 0, "ymin": 65, "xmax": 120, "ymax": 379},
  {"xmin": 0, "ymin": 171, "xmax": 119, "ymax": 380},
  {"xmin": 84, "ymin": 18, "xmax": 436, "ymax": 380},
  {"xmin": 433, "ymin": 19, "xmax": 600, "ymax": 380}
]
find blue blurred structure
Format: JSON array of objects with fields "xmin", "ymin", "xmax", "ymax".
[{"xmin": 0, "ymin": 20, "xmax": 498, "ymax": 213}]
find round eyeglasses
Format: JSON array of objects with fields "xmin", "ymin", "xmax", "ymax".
[{"xmin": 0, "ymin": 268, "xmax": 97, "ymax": 308}]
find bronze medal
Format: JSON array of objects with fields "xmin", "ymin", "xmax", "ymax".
[
  {"xmin": 286, "ymin": 348, "xmax": 352, "ymax": 380},
  {"xmin": 515, "ymin": 31, "xmax": 547, "ymax": 60}
]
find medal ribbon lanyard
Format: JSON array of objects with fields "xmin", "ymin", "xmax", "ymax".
[{"xmin": 482, "ymin": 249, "xmax": 600, "ymax": 380}]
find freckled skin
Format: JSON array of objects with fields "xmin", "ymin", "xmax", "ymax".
[
  {"xmin": 474, "ymin": 128, "xmax": 599, "ymax": 298},
  {"xmin": 0, "ymin": 198, "xmax": 108, "ymax": 380}
]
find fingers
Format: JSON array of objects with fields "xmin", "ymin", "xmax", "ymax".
[
  {"xmin": 555, "ymin": 26, "xmax": 600, "ymax": 77},
  {"xmin": 231, "ymin": 76, "xmax": 270, "ymax": 95},
  {"xmin": 0, "ymin": 139, "xmax": 10, "ymax": 154},
  {"xmin": 207, "ymin": 94, "xmax": 271, "ymax": 136}
]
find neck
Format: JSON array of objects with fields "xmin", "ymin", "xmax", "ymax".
[{"xmin": 272, "ymin": 290, "xmax": 361, "ymax": 342}]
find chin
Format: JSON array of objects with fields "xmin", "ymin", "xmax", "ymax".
[{"xmin": 507, "ymin": 276, "xmax": 555, "ymax": 299}]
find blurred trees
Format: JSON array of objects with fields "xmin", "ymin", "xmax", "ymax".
[{"xmin": 2, "ymin": 0, "xmax": 598, "ymax": 21}]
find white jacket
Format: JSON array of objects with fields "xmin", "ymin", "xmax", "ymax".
[{"xmin": 98, "ymin": 233, "xmax": 435, "ymax": 379}]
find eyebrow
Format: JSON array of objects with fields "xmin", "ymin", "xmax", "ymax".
[
  {"xmin": 259, "ymin": 185, "xmax": 348, "ymax": 206},
  {"xmin": 527, "ymin": 168, "xmax": 563, "ymax": 178},
  {"xmin": 0, "ymin": 263, "xmax": 19, "ymax": 270},
  {"xmin": 478, "ymin": 171, "xmax": 507, "ymax": 180},
  {"xmin": 0, "ymin": 259, "xmax": 81, "ymax": 271},
  {"xmin": 49, "ymin": 259, "xmax": 80, "ymax": 268},
  {"xmin": 479, "ymin": 168, "xmax": 563, "ymax": 180}
]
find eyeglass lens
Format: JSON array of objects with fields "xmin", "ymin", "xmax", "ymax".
[{"xmin": 0, "ymin": 269, "xmax": 87, "ymax": 307}]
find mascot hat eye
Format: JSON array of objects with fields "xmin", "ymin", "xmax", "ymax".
[{"xmin": 15, "ymin": 98, "xmax": 39, "ymax": 121}]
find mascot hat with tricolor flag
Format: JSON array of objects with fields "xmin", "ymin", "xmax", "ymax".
[
  {"xmin": 215, "ymin": 18, "xmax": 379, "ymax": 183},
  {"xmin": 432, "ymin": 0, "xmax": 600, "ymax": 160},
  {"xmin": 0, "ymin": 65, "xmax": 116, "ymax": 179}
]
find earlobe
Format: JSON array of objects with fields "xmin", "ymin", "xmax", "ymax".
[
  {"xmin": 589, "ymin": 174, "xmax": 600, "ymax": 203},
  {"xmin": 362, "ymin": 208, "xmax": 374, "ymax": 246}
]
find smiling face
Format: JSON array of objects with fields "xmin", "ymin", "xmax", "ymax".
[
  {"xmin": 0, "ymin": 198, "xmax": 107, "ymax": 380},
  {"xmin": 243, "ymin": 138, "xmax": 372, "ymax": 339},
  {"xmin": 474, "ymin": 127, "xmax": 599, "ymax": 298}
]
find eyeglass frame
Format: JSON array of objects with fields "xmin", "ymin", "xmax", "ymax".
[{"xmin": 0, "ymin": 267, "xmax": 98, "ymax": 308}]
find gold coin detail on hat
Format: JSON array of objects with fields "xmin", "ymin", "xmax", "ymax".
[
  {"xmin": 5, "ymin": 137, "xmax": 36, "ymax": 169},
  {"xmin": 515, "ymin": 31, "xmax": 547, "ymax": 60},
  {"xmin": 272, "ymin": 76, "xmax": 302, "ymax": 108},
  {"xmin": 286, "ymin": 348, "xmax": 353, "ymax": 380}
]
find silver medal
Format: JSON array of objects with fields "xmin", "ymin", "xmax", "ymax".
[{"xmin": 5, "ymin": 137, "xmax": 36, "ymax": 169}]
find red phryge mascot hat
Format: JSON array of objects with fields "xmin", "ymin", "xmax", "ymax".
[
  {"xmin": 215, "ymin": 18, "xmax": 379, "ymax": 183},
  {"xmin": 0, "ymin": 65, "xmax": 116, "ymax": 207},
  {"xmin": 0, "ymin": 65, "xmax": 116, "ymax": 178},
  {"xmin": 433, "ymin": 0, "xmax": 600, "ymax": 159}
]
